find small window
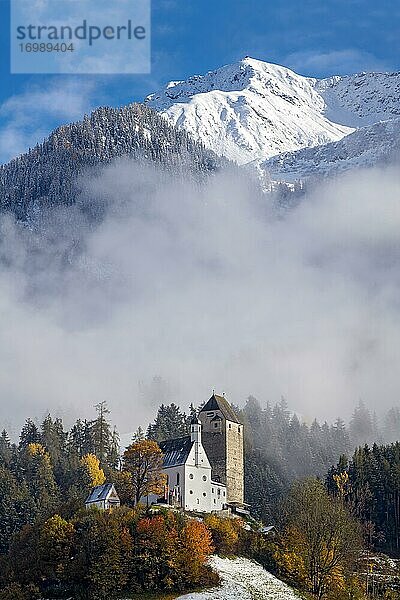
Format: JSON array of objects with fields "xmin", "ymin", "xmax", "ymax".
[
  {"xmin": 214, "ymin": 499, "xmax": 216, "ymax": 504},
  {"xmin": 197, "ymin": 498, "xmax": 199, "ymax": 504},
  {"xmin": 223, "ymin": 491, "xmax": 225, "ymax": 496},
  {"xmin": 189, "ymin": 473, "xmax": 194, "ymax": 479},
  {"xmin": 202, "ymin": 475, "xmax": 207, "ymax": 481},
  {"xmin": 189, "ymin": 490, "xmax": 193, "ymax": 494},
  {"xmin": 212, "ymin": 488, "xmax": 214, "ymax": 493},
  {"xmin": 229, "ymin": 423, "xmax": 232, "ymax": 429},
  {"xmin": 217, "ymin": 488, "xmax": 221, "ymax": 496},
  {"xmin": 214, "ymin": 423, "xmax": 219, "ymax": 428},
  {"xmin": 176, "ymin": 473, "xmax": 180, "ymax": 485},
  {"xmin": 238, "ymin": 426, "xmax": 241, "ymax": 433},
  {"xmin": 203, "ymin": 492, "xmax": 207, "ymax": 497}
]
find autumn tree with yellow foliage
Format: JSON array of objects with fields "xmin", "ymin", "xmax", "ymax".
[
  {"xmin": 80, "ymin": 453, "xmax": 106, "ymax": 489},
  {"xmin": 276, "ymin": 479, "xmax": 363, "ymax": 600},
  {"xmin": 204, "ymin": 514, "xmax": 241, "ymax": 555},
  {"xmin": 123, "ymin": 439, "xmax": 166, "ymax": 504}
]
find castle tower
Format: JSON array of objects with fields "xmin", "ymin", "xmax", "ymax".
[{"xmin": 199, "ymin": 394, "xmax": 244, "ymax": 504}]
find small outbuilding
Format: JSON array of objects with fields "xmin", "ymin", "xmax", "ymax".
[{"xmin": 85, "ymin": 483, "xmax": 120, "ymax": 510}]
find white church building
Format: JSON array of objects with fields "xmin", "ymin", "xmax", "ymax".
[
  {"xmin": 149, "ymin": 394, "xmax": 244, "ymax": 513},
  {"xmin": 150, "ymin": 417, "xmax": 227, "ymax": 512}
]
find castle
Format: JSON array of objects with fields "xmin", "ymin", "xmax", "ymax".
[{"xmin": 152, "ymin": 394, "xmax": 244, "ymax": 513}]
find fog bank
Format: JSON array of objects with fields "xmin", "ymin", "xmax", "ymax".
[{"xmin": 0, "ymin": 162, "xmax": 399, "ymax": 434}]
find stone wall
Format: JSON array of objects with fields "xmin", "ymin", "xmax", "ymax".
[{"xmin": 199, "ymin": 411, "xmax": 244, "ymax": 504}]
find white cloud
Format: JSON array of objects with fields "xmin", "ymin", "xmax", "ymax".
[
  {"xmin": 284, "ymin": 49, "xmax": 390, "ymax": 77},
  {"xmin": 0, "ymin": 79, "xmax": 97, "ymax": 163}
]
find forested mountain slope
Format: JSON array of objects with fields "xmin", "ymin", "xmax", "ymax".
[{"xmin": 0, "ymin": 103, "xmax": 225, "ymax": 221}]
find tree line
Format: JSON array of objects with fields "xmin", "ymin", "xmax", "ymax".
[
  {"xmin": 2, "ymin": 393, "xmax": 400, "ymax": 599},
  {"xmin": 327, "ymin": 442, "xmax": 400, "ymax": 555},
  {"xmin": 0, "ymin": 508, "xmax": 217, "ymax": 600}
]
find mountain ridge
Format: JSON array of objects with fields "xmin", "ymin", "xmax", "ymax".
[
  {"xmin": 145, "ymin": 57, "xmax": 400, "ymax": 171},
  {"xmin": 259, "ymin": 117, "xmax": 400, "ymax": 182},
  {"xmin": 1, "ymin": 57, "xmax": 399, "ymax": 219}
]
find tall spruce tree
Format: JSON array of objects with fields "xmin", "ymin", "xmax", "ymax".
[
  {"xmin": 146, "ymin": 403, "xmax": 189, "ymax": 442},
  {"xmin": 350, "ymin": 400, "xmax": 374, "ymax": 447},
  {"xmin": 18, "ymin": 419, "xmax": 40, "ymax": 451},
  {"xmin": 0, "ymin": 429, "xmax": 12, "ymax": 468}
]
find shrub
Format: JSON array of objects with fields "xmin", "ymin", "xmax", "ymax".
[
  {"xmin": 203, "ymin": 515, "xmax": 242, "ymax": 555},
  {"xmin": 0, "ymin": 583, "xmax": 40, "ymax": 600}
]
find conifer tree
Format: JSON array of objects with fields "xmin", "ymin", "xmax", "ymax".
[
  {"xmin": 0, "ymin": 430, "xmax": 12, "ymax": 468},
  {"xmin": 23, "ymin": 443, "xmax": 58, "ymax": 517},
  {"xmin": 91, "ymin": 401, "xmax": 112, "ymax": 467},
  {"xmin": 147, "ymin": 403, "xmax": 188, "ymax": 442},
  {"xmin": 18, "ymin": 420, "xmax": 40, "ymax": 451},
  {"xmin": 350, "ymin": 400, "xmax": 374, "ymax": 446},
  {"xmin": 40, "ymin": 415, "xmax": 66, "ymax": 468}
]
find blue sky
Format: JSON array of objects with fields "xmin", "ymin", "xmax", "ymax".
[{"xmin": 0, "ymin": 0, "xmax": 399, "ymax": 163}]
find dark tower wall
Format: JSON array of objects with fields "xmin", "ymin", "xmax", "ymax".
[{"xmin": 199, "ymin": 395, "xmax": 244, "ymax": 504}]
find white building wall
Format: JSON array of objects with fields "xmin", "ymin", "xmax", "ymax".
[
  {"xmin": 183, "ymin": 441, "xmax": 228, "ymax": 512},
  {"xmin": 86, "ymin": 499, "xmax": 105, "ymax": 510},
  {"xmin": 210, "ymin": 481, "xmax": 227, "ymax": 511},
  {"xmin": 165, "ymin": 464, "xmax": 185, "ymax": 506},
  {"xmin": 184, "ymin": 462, "xmax": 212, "ymax": 511},
  {"xmin": 148, "ymin": 428, "xmax": 228, "ymax": 513}
]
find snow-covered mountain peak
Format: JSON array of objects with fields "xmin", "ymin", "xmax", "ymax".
[
  {"xmin": 145, "ymin": 57, "xmax": 352, "ymax": 164},
  {"xmin": 145, "ymin": 58, "xmax": 400, "ymax": 166},
  {"xmin": 146, "ymin": 57, "xmax": 287, "ymax": 106},
  {"xmin": 146, "ymin": 56, "xmax": 321, "ymax": 111}
]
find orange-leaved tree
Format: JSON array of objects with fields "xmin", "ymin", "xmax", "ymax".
[
  {"xmin": 123, "ymin": 439, "xmax": 166, "ymax": 504},
  {"xmin": 179, "ymin": 519, "xmax": 214, "ymax": 583}
]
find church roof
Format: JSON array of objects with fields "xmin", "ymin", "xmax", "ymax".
[
  {"xmin": 85, "ymin": 483, "xmax": 117, "ymax": 504},
  {"xmin": 159, "ymin": 436, "xmax": 193, "ymax": 468},
  {"xmin": 200, "ymin": 394, "xmax": 241, "ymax": 424}
]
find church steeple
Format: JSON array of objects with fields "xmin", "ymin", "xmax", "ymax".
[
  {"xmin": 190, "ymin": 416, "xmax": 202, "ymax": 443},
  {"xmin": 190, "ymin": 416, "xmax": 202, "ymax": 466}
]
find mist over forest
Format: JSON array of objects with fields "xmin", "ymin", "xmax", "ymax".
[{"xmin": 0, "ymin": 161, "xmax": 399, "ymax": 436}]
